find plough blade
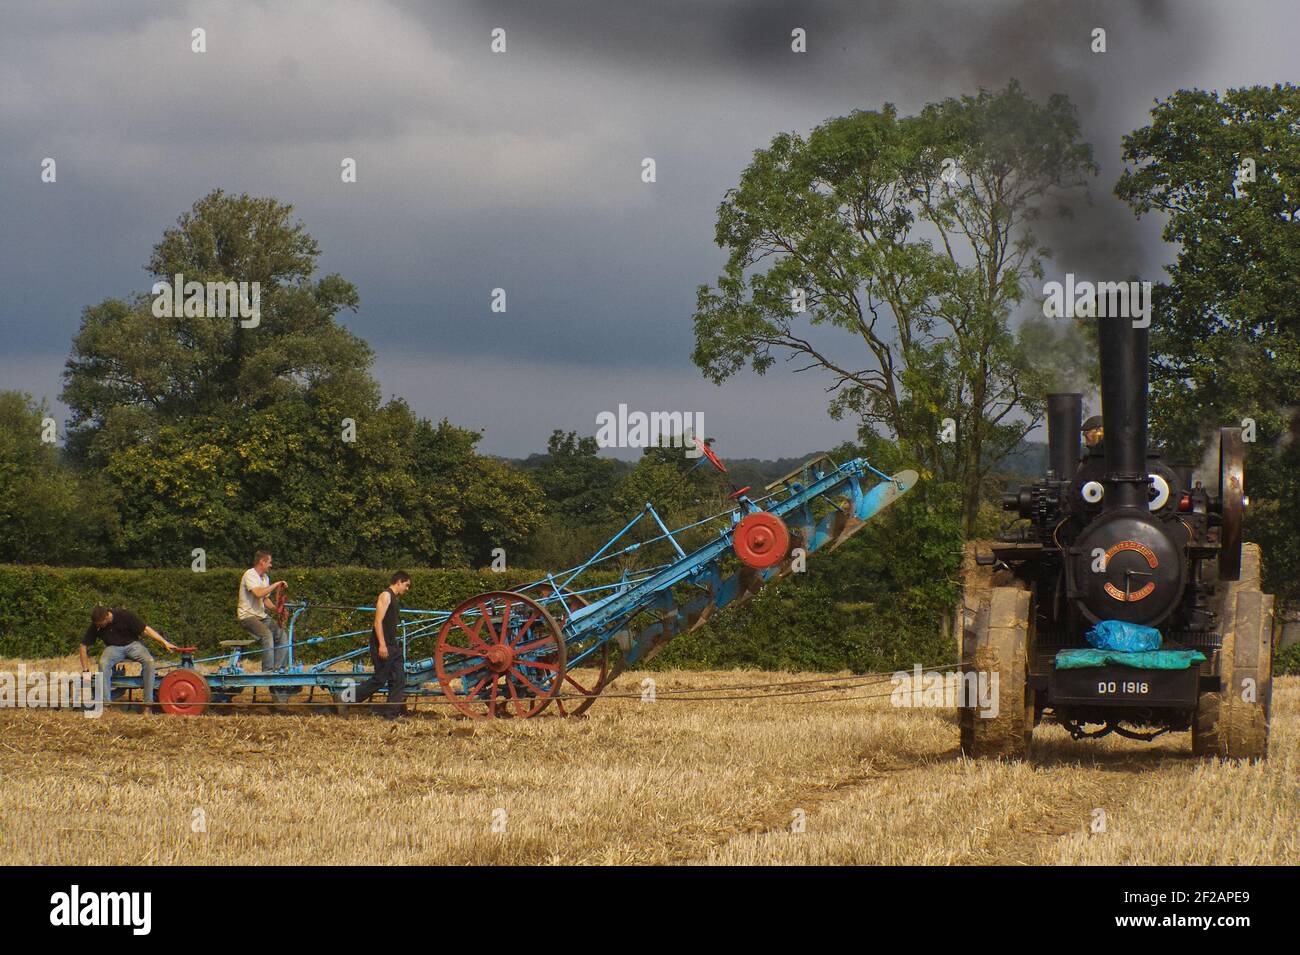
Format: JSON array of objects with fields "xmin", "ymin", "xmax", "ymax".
[{"xmin": 828, "ymin": 467, "xmax": 918, "ymax": 552}]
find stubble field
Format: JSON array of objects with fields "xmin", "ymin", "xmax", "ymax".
[{"xmin": 1, "ymin": 657, "xmax": 1296, "ymax": 866}]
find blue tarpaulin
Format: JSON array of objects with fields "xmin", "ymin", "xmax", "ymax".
[
  {"xmin": 1059, "ymin": 618, "xmax": 1204, "ymax": 668},
  {"xmin": 1085, "ymin": 619, "xmax": 1162, "ymax": 652},
  {"xmin": 1055, "ymin": 648, "xmax": 1207, "ymax": 670}
]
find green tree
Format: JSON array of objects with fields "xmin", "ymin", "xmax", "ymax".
[
  {"xmin": 62, "ymin": 189, "xmax": 373, "ymax": 461},
  {"xmin": 399, "ymin": 413, "xmax": 545, "ymax": 568},
  {"xmin": 0, "ymin": 392, "xmax": 118, "ymax": 564},
  {"xmin": 604, "ymin": 443, "xmax": 733, "ymax": 574},
  {"xmin": 525, "ymin": 430, "xmax": 619, "ymax": 523},
  {"xmin": 1115, "ymin": 84, "xmax": 1300, "ymax": 599},
  {"xmin": 57, "ymin": 191, "xmax": 544, "ymax": 568},
  {"xmin": 612, "ymin": 444, "xmax": 726, "ymax": 524},
  {"xmin": 513, "ymin": 431, "xmax": 623, "ymax": 569},
  {"xmin": 692, "ymin": 82, "xmax": 1096, "ymax": 532},
  {"xmin": 93, "ymin": 387, "xmax": 544, "ymax": 568}
]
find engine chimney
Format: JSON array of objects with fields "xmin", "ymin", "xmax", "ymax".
[
  {"xmin": 1097, "ymin": 315, "xmax": 1149, "ymax": 510},
  {"xmin": 1046, "ymin": 393, "xmax": 1082, "ymax": 478}
]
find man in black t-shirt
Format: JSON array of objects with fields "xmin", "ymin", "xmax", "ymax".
[{"xmin": 79, "ymin": 606, "xmax": 179, "ymax": 710}]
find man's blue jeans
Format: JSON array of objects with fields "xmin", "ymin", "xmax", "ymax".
[
  {"xmin": 239, "ymin": 616, "xmax": 291, "ymax": 701},
  {"xmin": 239, "ymin": 616, "xmax": 288, "ymax": 670},
  {"xmin": 101, "ymin": 641, "xmax": 155, "ymax": 705}
]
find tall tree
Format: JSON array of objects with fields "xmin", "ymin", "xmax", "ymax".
[
  {"xmin": 56, "ymin": 191, "xmax": 544, "ymax": 567},
  {"xmin": 692, "ymin": 82, "xmax": 1096, "ymax": 532},
  {"xmin": 62, "ymin": 190, "xmax": 373, "ymax": 460},
  {"xmin": 1116, "ymin": 83, "xmax": 1300, "ymax": 598}
]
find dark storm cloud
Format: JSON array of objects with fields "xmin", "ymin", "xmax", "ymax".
[
  {"xmin": 425, "ymin": 0, "xmax": 1186, "ymax": 103},
  {"xmin": 427, "ymin": 0, "xmax": 1203, "ymax": 279},
  {"xmin": 0, "ymin": 0, "xmax": 1286, "ymax": 456}
]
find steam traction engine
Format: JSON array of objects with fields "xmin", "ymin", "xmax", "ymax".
[{"xmin": 959, "ymin": 315, "xmax": 1275, "ymax": 759}]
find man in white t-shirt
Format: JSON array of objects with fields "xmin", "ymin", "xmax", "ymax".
[{"xmin": 237, "ymin": 549, "xmax": 290, "ymax": 702}]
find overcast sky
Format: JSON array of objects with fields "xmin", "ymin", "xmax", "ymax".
[{"xmin": 1, "ymin": 0, "xmax": 1295, "ymax": 458}]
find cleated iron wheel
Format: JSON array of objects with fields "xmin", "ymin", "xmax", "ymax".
[
  {"xmin": 1194, "ymin": 543, "xmax": 1274, "ymax": 760},
  {"xmin": 959, "ymin": 541, "xmax": 1033, "ymax": 760}
]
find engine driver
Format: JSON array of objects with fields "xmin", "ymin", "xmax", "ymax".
[{"xmin": 1081, "ymin": 415, "xmax": 1104, "ymax": 453}]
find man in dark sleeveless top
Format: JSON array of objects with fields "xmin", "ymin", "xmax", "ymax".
[{"xmin": 351, "ymin": 572, "xmax": 412, "ymax": 719}]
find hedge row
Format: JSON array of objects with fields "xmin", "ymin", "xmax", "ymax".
[
  {"xmin": 0, "ymin": 556, "xmax": 955, "ymax": 672},
  {"xmin": 0, "ymin": 565, "xmax": 583, "ymax": 661}
]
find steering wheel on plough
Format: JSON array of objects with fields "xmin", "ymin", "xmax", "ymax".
[
  {"xmin": 694, "ymin": 435, "xmax": 750, "ymax": 499},
  {"xmin": 273, "ymin": 584, "xmax": 289, "ymax": 628}
]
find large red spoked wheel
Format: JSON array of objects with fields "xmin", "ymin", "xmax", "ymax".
[
  {"xmin": 158, "ymin": 670, "xmax": 211, "ymax": 716},
  {"xmin": 530, "ymin": 585, "xmax": 616, "ymax": 717},
  {"xmin": 733, "ymin": 511, "xmax": 790, "ymax": 569},
  {"xmin": 436, "ymin": 591, "xmax": 566, "ymax": 720}
]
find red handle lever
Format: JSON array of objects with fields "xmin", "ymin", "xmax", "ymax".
[{"xmin": 274, "ymin": 586, "xmax": 289, "ymax": 627}]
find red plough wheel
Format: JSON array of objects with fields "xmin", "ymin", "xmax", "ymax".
[
  {"xmin": 733, "ymin": 511, "xmax": 790, "ymax": 569},
  {"xmin": 435, "ymin": 591, "xmax": 566, "ymax": 720},
  {"xmin": 158, "ymin": 670, "xmax": 211, "ymax": 716}
]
